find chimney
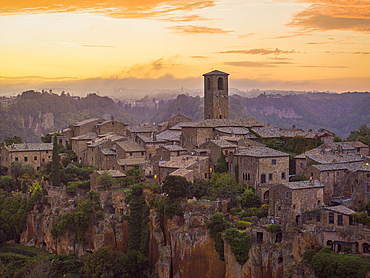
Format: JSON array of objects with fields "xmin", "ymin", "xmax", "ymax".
[
  {"xmin": 111, "ymin": 116, "xmax": 114, "ymax": 121},
  {"xmin": 309, "ymin": 177, "xmax": 314, "ymax": 186}
]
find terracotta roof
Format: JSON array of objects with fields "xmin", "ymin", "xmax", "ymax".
[
  {"xmin": 236, "ymin": 147, "xmax": 289, "ymax": 158},
  {"xmin": 203, "ymin": 70, "xmax": 229, "ymax": 76},
  {"xmin": 117, "ymin": 157, "xmax": 147, "ymax": 166},
  {"xmin": 159, "ymin": 155, "xmax": 208, "ymax": 169},
  {"xmin": 325, "ymin": 205, "xmax": 355, "ymax": 215},
  {"xmin": 116, "ymin": 140, "xmax": 145, "ymax": 152},
  {"xmin": 284, "ymin": 180, "xmax": 325, "ymax": 190},
  {"xmin": 156, "ymin": 130, "xmax": 181, "ymax": 141},
  {"xmin": 97, "ymin": 169, "xmax": 126, "ymax": 178},
  {"xmin": 5, "ymin": 143, "xmax": 53, "ymax": 152}
]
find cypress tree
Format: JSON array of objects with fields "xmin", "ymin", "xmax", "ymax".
[{"xmin": 51, "ymin": 135, "xmax": 61, "ymax": 186}]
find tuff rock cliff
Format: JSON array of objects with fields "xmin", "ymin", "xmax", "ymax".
[{"xmin": 20, "ymin": 187, "xmax": 317, "ymax": 278}]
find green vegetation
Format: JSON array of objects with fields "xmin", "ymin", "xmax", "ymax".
[
  {"xmin": 51, "ymin": 190, "xmax": 102, "ymax": 244},
  {"xmin": 51, "ymin": 135, "xmax": 61, "ymax": 186},
  {"xmin": 235, "ymin": 221, "xmax": 251, "ymax": 230},
  {"xmin": 354, "ymin": 211, "xmax": 370, "ymax": 226},
  {"xmin": 266, "ymin": 224, "xmax": 281, "ymax": 233},
  {"xmin": 224, "ymin": 228, "xmax": 251, "ymax": 265},
  {"xmin": 347, "ymin": 124, "xmax": 370, "ymax": 146},
  {"xmin": 215, "ymin": 152, "xmax": 228, "ymax": 174},
  {"xmin": 162, "ymin": 175, "xmax": 189, "ymax": 199},
  {"xmin": 206, "ymin": 213, "xmax": 231, "ymax": 261},
  {"xmin": 97, "ymin": 170, "xmax": 113, "ymax": 190},
  {"xmin": 239, "ymin": 188, "xmax": 260, "ymax": 209}
]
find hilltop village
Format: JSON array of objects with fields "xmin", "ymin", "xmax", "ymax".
[{"xmin": 1, "ymin": 71, "xmax": 370, "ymax": 278}]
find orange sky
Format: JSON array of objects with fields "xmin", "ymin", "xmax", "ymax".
[{"xmin": 0, "ymin": 0, "xmax": 369, "ymax": 96}]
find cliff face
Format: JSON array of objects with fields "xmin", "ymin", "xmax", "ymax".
[{"xmin": 20, "ymin": 189, "xmax": 316, "ymax": 278}]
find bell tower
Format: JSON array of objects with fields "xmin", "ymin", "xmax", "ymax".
[{"xmin": 203, "ymin": 70, "xmax": 229, "ymax": 120}]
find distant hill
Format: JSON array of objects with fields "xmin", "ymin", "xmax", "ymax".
[{"xmin": 0, "ymin": 90, "xmax": 369, "ymax": 142}]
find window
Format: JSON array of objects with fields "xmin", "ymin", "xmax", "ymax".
[
  {"xmin": 207, "ymin": 78, "xmax": 211, "ymax": 90},
  {"xmin": 217, "ymin": 77, "xmax": 223, "ymax": 90},
  {"xmin": 336, "ymin": 172, "xmax": 339, "ymax": 176},
  {"xmin": 316, "ymin": 215, "xmax": 321, "ymax": 222},
  {"xmin": 367, "ymin": 183, "xmax": 370, "ymax": 193},
  {"xmin": 130, "ymin": 152, "xmax": 132, "ymax": 156},
  {"xmin": 338, "ymin": 215, "xmax": 343, "ymax": 226},
  {"xmin": 278, "ymin": 206, "xmax": 281, "ymax": 211},
  {"xmin": 59, "ymin": 139, "xmax": 62, "ymax": 144},
  {"xmin": 356, "ymin": 147, "xmax": 360, "ymax": 153},
  {"xmin": 141, "ymin": 152, "xmax": 144, "ymax": 155},
  {"xmin": 250, "ymin": 158, "xmax": 253, "ymax": 165},
  {"xmin": 300, "ymin": 163, "xmax": 303, "ymax": 168},
  {"xmin": 269, "ymin": 173, "xmax": 273, "ymax": 181},
  {"xmin": 293, "ymin": 205, "xmax": 296, "ymax": 209},
  {"xmin": 121, "ymin": 166, "xmax": 125, "ymax": 171},
  {"xmin": 205, "ymin": 173, "xmax": 208, "ymax": 179},
  {"xmin": 46, "ymin": 151, "xmax": 48, "ymax": 154},
  {"xmin": 281, "ymin": 172, "xmax": 286, "ymax": 179},
  {"xmin": 329, "ymin": 212, "xmax": 334, "ymax": 224},
  {"xmin": 257, "ymin": 232, "xmax": 263, "ymax": 244},
  {"xmin": 307, "ymin": 213, "xmax": 312, "ymax": 220},
  {"xmin": 367, "ymin": 174, "xmax": 370, "ymax": 179},
  {"xmin": 149, "ymin": 154, "xmax": 152, "ymax": 159},
  {"xmin": 24, "ymin": 156, "xmax": 28, "ymax": 162},
  {"xmin": 272, "ymin": 159, "xmax": 276, "ymax": 165},
  {"xmin": 34, "ymin": 156, "xmax": 37, "ymax": 161},
  {"xmin": 261, "ymin": 174, "xmax": 266, "ymax": 183},
  {"xmin": 243, "ymin": 173, "xmax": 245, "ymax": 180},
  {"xmin": 225, "ymin": 150, "xmax": 228, "ymax": 155},
  {"xmin": 15, "ymin": 157, "xmax": 18, "ymax": 161},
  {"xmin": 247, "ymin": 173, "xmax": 250, "ymax": 181}
]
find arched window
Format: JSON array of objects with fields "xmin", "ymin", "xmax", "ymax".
[
  {"xmin": 219, "ymin": 115, "xmax": 222, "ymax": 119},
  {"xmin": 218, "ymin": 77, "xmax": 223, "ymax": 90},
  {"xmin": 207, "ymin": 78, "xmax": 211, "ymax": 90}
]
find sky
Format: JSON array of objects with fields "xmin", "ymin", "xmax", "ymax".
[{"xmin": 0, "ymin": 0, "xmax": 369, "ymax": 97}]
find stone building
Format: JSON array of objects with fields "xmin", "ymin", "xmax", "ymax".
[
  {"xmin": 0, "ymin": 143, "xmax": 53, "ymax": 171},
  {"xmin": 269, "ymin": 180, "xmax": 325, "ymax": 226},
  {"xmin": 90, "ymin": 169, "xmax": 126, "ymax": 191},
  {"xmin": 203, "ymin": 70, "xmax": 229, "ymax": 120},
  {"xmin": 135, "ymin": 134, "xmax": 166, "ymax": 160},
  {"xmin": 181, "ymin": 119, "xmax": 263, "ymax": 151},
  {"xmin": 152, "ymin": 145, "xmax": 187, "ymax": 162},
  {"xmin": 200, "ymin": 139, "xmax": 238, "ymax": 172},
  {"xmin": 127, "ymin": 125, "xmax": 158, "ymax": 140},
  {"xmin": 231, "ymin": 147, "xmax": 290, "ymax": 188},
  {"xmin": 158, "ymin": 155, "xmax": 210, "ymax": 183},
  {"xmin": 115, "ymin": 140, "xmax": 147, "ymax": 173},
  {"xmin": 96, "ymin": 116, "xmax": 128, "ymax": 136},
  {"xmin": 166, "ymin": 113, "xmax": 192, "ymax": 129},
  {"xmin": 71, "ymin": 133, "xmax": 98, "ymax": 164}
]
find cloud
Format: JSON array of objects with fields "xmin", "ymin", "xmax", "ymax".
[
  {"xmin": 41, "ymin": 42, "xmax": 115, "ymax": 48},
  {"xmin": 285, "ymin": 0, "xmax": 370, "ymax": 33},
  {"xmin": 0, "ymin": 0, "xmax": 216, "ymax": 21},
  {"xmin": 218, "ymin": 48, "xmax": 298, "ymax": 55},
  {"xmin": 224, "ymin": 60, "xmax": 293, "ymax": 67},
  {"xmin": 297, "ymin": 65, "xmax": 349, "ymax": 68},
  {"xmin": 189, "ymin": 55, "xmax": 209, "ymax": 59},
  {"xmin": 167, "ymin": 25, "xmax": 233, "ymax": 34},
  {"xmin": 238, "ymin": 33, "xmax": 256, "ymax": 38}
]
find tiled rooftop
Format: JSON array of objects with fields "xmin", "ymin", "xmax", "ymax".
[
  {"xmin": 325, "ymin": 205, "xmax": 356, "ymax": 215},
  {"xmin": 156, "ymin": 130, "xmax": 181, "ymax": 141},
  {"xmin": 71, "ymin": 132, "xmax": 98, "ymax": 141},
  {"xmin": 203, "ymin": 70, "xmax": 229, "ymax": 76},
  {"xmin": 284, "ymin": 180, "xmax": 324, "ymax": 190},
  {"xmin": 101, "ymin": 148, "xmax": 116, "ymax": 155},
  {"xmin": 159, "ymin": 155, "xmax": 208, "ymax": 169},
  {"xmin": 163, "ymin": 145, "xmax": 186, "ymax": 152},
  {"xmin": 116, "ymin": 140, "xmax": 145, "ymax": 152},
  {"xmin": 191, "ymin": 119, "xmax": 263, "ymax": 128},
  {"xmin": 215, "ymin": 127, "xmax": 251, "ymax": 135},
  {"xmin": 169, "ymin": 168, "xmax": 193, "ymax": 177},
  {"xmin": 74, "ymin": 118, "xmax": 102, "ymax": 127},
  {"xmin": 313, "ymin": 161, "xmax": 370, "ymax": 172},
  {"xmin": 169, "ymin": 122, "xmax": 196, "ymax": 130},
  {"xmin": 5, "ymin": 143, "xmax": 53, "ymax": 152},
  {"xmin": 236, "ymin": 146, "xmax": 289, "ymax": 158},
  {"xmin": 296, "ymin": 148, "xmax": 363, "ymax": 164},
  {"xmin": 251, "ymin": 126, "xmax": 330, "ymax": 139},
  {"xmin": 210, "ymin": 139, "xmax": 238, "ymax": 148},
  {"xmin": 348, "ymin": 141, "xmax": 369, "ymax": 148},
  {"xmin": 117, "ymin": 157, "xmax": 147, "ymax": 165},
  {"xmin": 128, "ymin": 126, "xmax": 158, "ymax": 133},
  {"xmin": 97, "ymin": 169, "xmax": 126, "ymax": 178},
  {"xmin": 136, "ymin": 134, "xmax": 166, "ymax": 143}
]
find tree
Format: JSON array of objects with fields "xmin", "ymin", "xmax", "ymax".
[
  {"xmin": 4, "ymin": 136, "xmax": 22, "ymax": 146},
  {"xmin": 9, "ymin": 161, "xmax": 23, "ymax": 181},
  {"xmin": 240, "ymin": 188, "xmax": 260, "ymax": 209},
  {"xmin": 207, "ymin": 213, "xmax": 231, "ymax": 261},
  {"xmin": 162, "ymin": 175, "xmax": 188, "ymax": 199},
  {"xmin": 97, "ymin": 171, "xmax": 113, "ymax": 190},
  {"xmin": 215, "ymin": 152, "xmax": 228, "ymax": 174},
  {"xmin": 347, "ymin": 124, "xmax": 370, "ymax": 146},
  {"xmin": 0, "ymin": 176, "xmax": 16, "ymax": 192},
  {"xmin": 209, "ymin": 172, "xmax": 238, "ymax": 198},
  {"xmin": 51, "ymin": 135, "xmax": 61, "ymax": 186}
]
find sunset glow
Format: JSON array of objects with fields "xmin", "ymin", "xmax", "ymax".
[{"xmin": 0, "ymin": 0, "xmax": 369, "ymax": 95}]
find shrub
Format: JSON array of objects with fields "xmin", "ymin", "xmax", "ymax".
[
  {"xmin": 65, "ymin": 184, "xmax": 77, "ymax": 194},
  {"xmin": 224, "ymin": 228, "xmax": 251, "ymax": 265},
  {"xmin": 267, "ymin": 224, "xmax": 281, "ymax": 233},
  {"xmin": 206, "ymin": 213, "xmax": 231, "ymax": 261},
  {"xmin": 230, "ymin": 207, "xmax": 241, "ymax": 215},
  {"xmin": 235, "ymin": 221, "xmax": 251, "ymax": 230}
]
